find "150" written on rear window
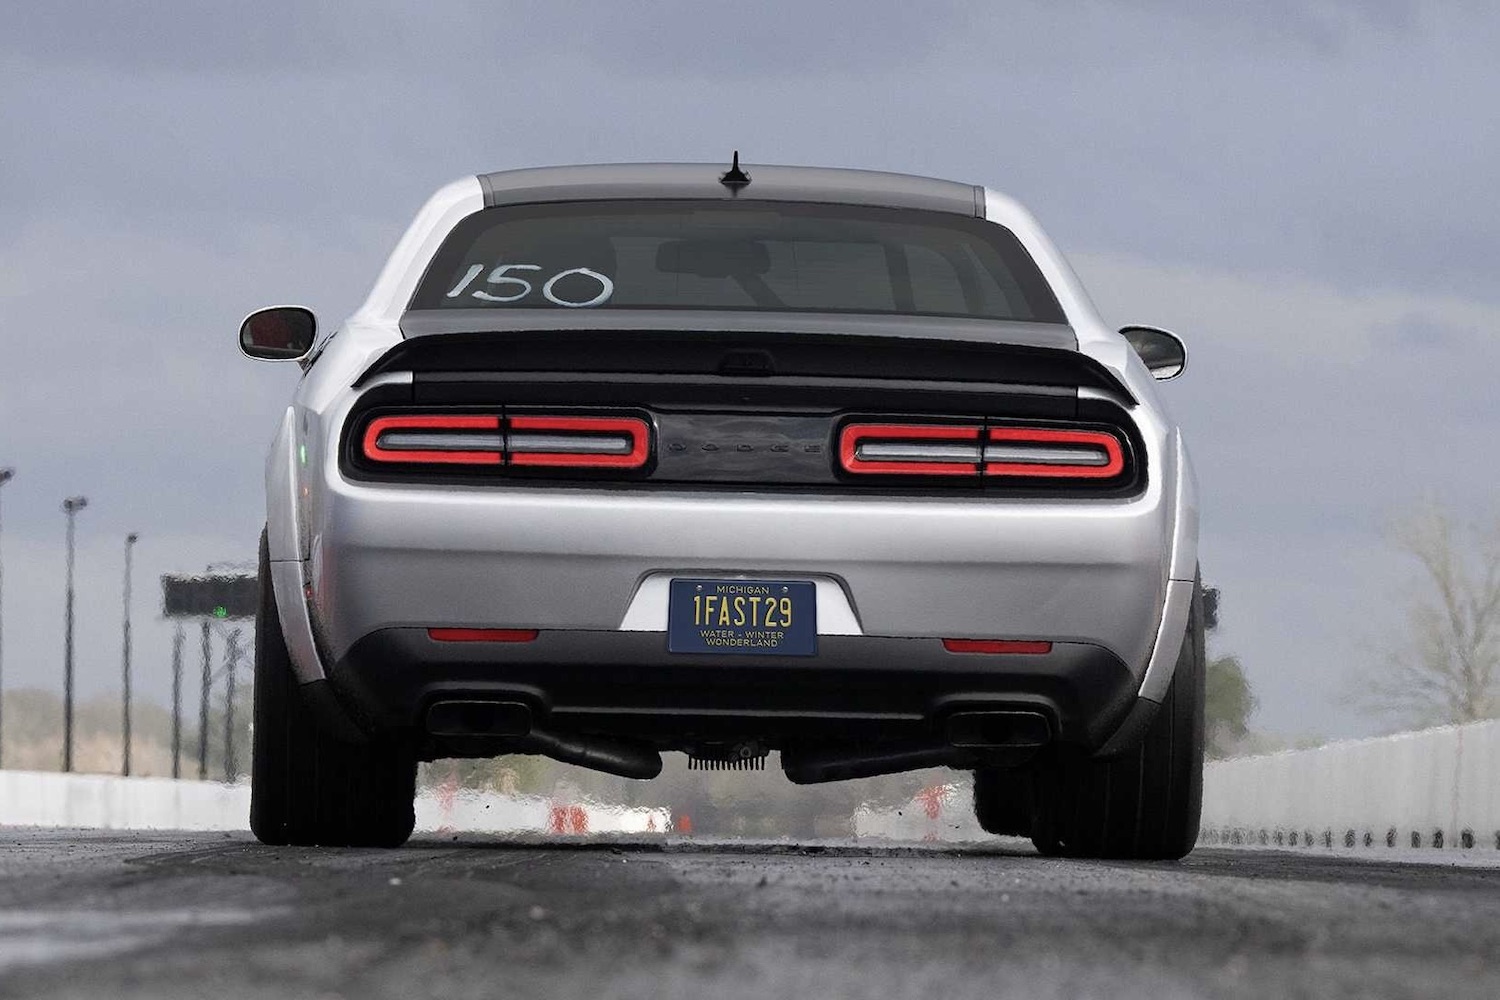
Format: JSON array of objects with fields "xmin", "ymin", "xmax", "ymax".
[{"xmin": 445, "ymin": 262, "xmax": 615, "ymax": 308}]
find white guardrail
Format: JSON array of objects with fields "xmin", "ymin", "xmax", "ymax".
[
  {"xmin": 854, "ymin": 719, "xmax": 1500, "ymax": 851},
  {"xmin": 0, "ymin": 770, "xmax": 670, "ymax": 836}
]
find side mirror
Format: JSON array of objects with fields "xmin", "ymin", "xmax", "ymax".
[
  {"xmin": 240, "ymin": 306, "xmax": 317, "ymax": 361},
  {"xmin": 1120, "ymin": 325, "xmax": 1187, "ymax": 380}
]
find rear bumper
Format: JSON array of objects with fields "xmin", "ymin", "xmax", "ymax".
[
  {"xmin": 305, "ymin": 478, "xmax": 1176, "ymax": 677},
  {"xmin": 328, "ymin": 628, "xmax": 1138, "ymax": 752},
  {"xmin": 276, "ymin": 407, "xmax": 1192, "ymax": 761}
]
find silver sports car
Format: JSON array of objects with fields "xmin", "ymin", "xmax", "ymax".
[{"xmin": 241, "ymin": 159, "xmax": 1203, "ymax": 857}]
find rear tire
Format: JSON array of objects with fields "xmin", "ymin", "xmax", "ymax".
[
  {"xmin": 250, "ymin": 531, "xmax": 416, "ymax": 848},
  {"xmin": 1025, "ymin": 580, "xmax": 1206, "ymax": 860},
  {"xmin": 972, "ymin": 767, "xmax": 1032, "ymax": 836}
]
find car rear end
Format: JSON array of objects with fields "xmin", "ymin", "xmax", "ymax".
[
  {"xmin": 310, "ymin": 181, "xmax": 1184, "ymax": 776},
  {"xmin": 252, "ymin": 163, "xmax": 1200, "ymax": 855}
]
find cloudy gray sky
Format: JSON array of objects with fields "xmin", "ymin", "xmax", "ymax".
[{"xmin": 2, "ymin": 0, "xmax": 1498, "ymax": 744}]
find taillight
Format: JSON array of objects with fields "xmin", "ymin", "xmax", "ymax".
[
  {"xmin": 984, "ymin": 427, "xmax": 1124, "ymax": 479},
  {"xmin": 362, "ymin": 415, "xmax": 502, "ymax": 465},
  {"xmin": 839, "ymin": 423, "xmax": 982, "ymax": 476},
  {"xmin": 361, "ymin": 413, "xmax": 651, "ymax": 470},
  {"xmin": 508, "ymin": 415, "xmax": 650, "ymax": 469},
  {"xmin": 839, "ymin": 421, "xmax": 1125, "ymax": 480}
]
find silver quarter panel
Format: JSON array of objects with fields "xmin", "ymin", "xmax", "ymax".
[
  {"xmin": 265, "ymin": 178, "xmax": 485, "ymax": 680},
  {"xmin": 986, "ymin": 186, "xmax": 1199, "ymax": 701}
]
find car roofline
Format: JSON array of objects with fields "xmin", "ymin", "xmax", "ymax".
[{"xmin": 476, "ymin": 162, "xmax": 984, "ymax": 218}]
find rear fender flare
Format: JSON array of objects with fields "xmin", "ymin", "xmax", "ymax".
[{"xmin": 265, "ymin": 408, "xmax": 327, "ymax": 683}]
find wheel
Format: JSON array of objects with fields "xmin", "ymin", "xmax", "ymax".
[
  {"xmin": 250, "ymin": 530, "xmax": 417, "ymax": 847},
  {"xmin": 1027, "ymin": 579, "xmax": 1206, "ymax": 860},
  {"xmin": 972, "ymin": 767, "xmax": 1032, "ymax": 836}
]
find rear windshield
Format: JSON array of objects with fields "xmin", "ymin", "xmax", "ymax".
[{"xmin": 410, "ymin": 200, "xmax": 1065, "ymax": 323}]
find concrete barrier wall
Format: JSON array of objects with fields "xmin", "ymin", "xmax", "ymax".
[
  {"xmin": 1200, "ymin": 719, "xmax": 1500, "ymax": 850},
  {"xmin": 0, "ymin": 771, "xmax": 252, "ymax": 831},
  {"xmin": 855, "ymin": 719, "xmax": 1500, "ymax": 850},
  {"xmin": 0, "ymin": 770, "xmax": 670, "ymax": 836}
]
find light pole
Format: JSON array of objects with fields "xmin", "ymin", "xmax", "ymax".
[
  {"xmin": 170, "ymin": 624, "xmax": 184, "ymax": 779},
  {"xmin": 61, "ymin": 495, "xmax": 87, "ymax": 772},
  {"xmin": 223, "ymin": 628, "xmax": 241, "ymax": 781},
  {"xmin": 121, "ymin": 532, "xmax": 138, "ymax": 776},
  {"xmin": 0, "ymin": 467, "xmax": 13, "ymax": 769},
  {"xmin": 198, "ymin": 620, "xmax": 211, "ymax": 780}
]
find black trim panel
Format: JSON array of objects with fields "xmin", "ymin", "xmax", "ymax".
[
  {"xmin": 338, "ymin": 388, "xmax": 1147, "ymax": 497},
  {"xmin": 328, "ymin": 629, "xmax": 1138, "ymax": 751}
]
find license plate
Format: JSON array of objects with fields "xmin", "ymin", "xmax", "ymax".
[{"xmin": 667, "ymin": 579, "xmax": 817, "ymax": 656}]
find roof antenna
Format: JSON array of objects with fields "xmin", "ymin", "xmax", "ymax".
[{"xmin": 720, "ymin": 150, "xmax": 751, "ymax": 192}]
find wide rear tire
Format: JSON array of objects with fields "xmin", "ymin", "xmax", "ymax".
[
  {"xmin": 1021, "ymin": 581, "xmax": 1206, "ymax": 860},
  {"xmin": 972, "ymin": 767, "xmax": 1033, "ymax": 836},
  {"xmin": 250, "ymin": 531, "xmax": 417, "ymax": 848}
]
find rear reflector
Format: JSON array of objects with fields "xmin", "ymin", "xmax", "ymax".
[
  {"xmin": 427, "ymin": 628, "xmax": 540, "ymax": 643},
  {"xmin": 942, "ymin": 639, "xmax": 1054, "ymax": 655}
]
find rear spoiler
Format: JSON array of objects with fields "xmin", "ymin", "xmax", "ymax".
[{"xmin": 355, "ymin": 310, "xmax": 1133, "ymax": 401}]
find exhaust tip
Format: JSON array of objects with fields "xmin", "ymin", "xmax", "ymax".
[
  {"xmin": 426, "ymin": 699, "xmax": 533, "ymax": 738},
  {"xmin": 945, "ymin": 711, "xmax": 1051, "ymax": 749}
]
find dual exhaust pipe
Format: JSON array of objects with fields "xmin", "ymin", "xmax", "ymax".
[
  {"xmin": 780, "ymin": 710, "xmax": 1053, "ymax": 784},
  {"xmin": 425, "ymin": 699, "xmax": 1050, "ymax": 785}
]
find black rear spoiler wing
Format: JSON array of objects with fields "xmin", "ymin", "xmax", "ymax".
[{"xmin": 354, "ymin": 310, "xmax": 1134, "ymax": 403}]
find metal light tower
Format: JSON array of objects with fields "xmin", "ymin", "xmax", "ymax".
[
  {"xmin": 122, "ymin": 532, "xmax": 139, "ymax": 776},
  {"xmin": 160, "ymin": 572, "xmax": 255, "ymax": 780},
  {"xmin": 0, "ymin": 467, "xmax": 14, "ymax": 768},
  {"xmin": 61, "ymin": 495, "xmax": 88, "ymax": 772}
]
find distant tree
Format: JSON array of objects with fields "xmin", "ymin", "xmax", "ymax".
[
  {"xmin": 1205, "ymin": 654, "xmax": 1256, "ymax": 758},
  {"xmin": 0, "ymin": 688, "xmax": 235, "ymax": 778},
  {"xmin": 1355, "ymin": 501, "xmax": 1500, "ymax": 728},
  {"xmin": 1197, "ymin": 582, "xmax": 1256, "ymax": 757}
]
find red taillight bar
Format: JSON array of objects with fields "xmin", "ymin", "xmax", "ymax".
[
  {"xmin": 363, "ymin": 415, "xmax": 502, "ymax": 465},
  {"xmin": 507, "ymin": 415, "xmax": 651, "ymax": 469},
  {"xmin": 361, "ymin": 413, "xmax": 651, "ymax": 469},
  {"xmin": 942, "ymin": 639, "xmax": 1054, "ymax": 655},
  {"xmin": 840, "ymin": 421, "xmax": 1126, "ymax": 480},
  {"xmin": 428, "ymin": 628, "xmax": 539, "ymax": 643},
  {"xmin": 984, "ymin": 427, "xmax": 1124, "ymax": 479},
  {"xmin": 839, "ymin": 423, "xmax": 983, "ymax": 476}
]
